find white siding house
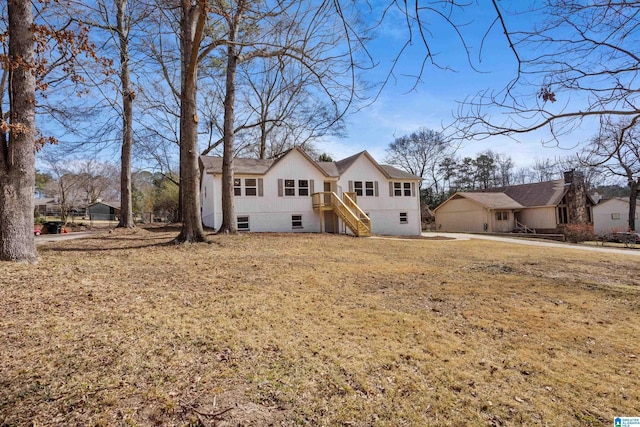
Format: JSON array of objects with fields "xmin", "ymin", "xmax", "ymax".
[
  {"xmin": 593, "ymin": 198, "xmax": 640, "ymax": 235},
  {"xmin": 200, "ymin": 148, "xmax": 422, "ymax": 236}
]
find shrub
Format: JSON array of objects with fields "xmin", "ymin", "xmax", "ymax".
[
  {"xmin": 34, "ymin": 216, "xmax": 47, "ymax": 225},
  {"xmin": 563, "ymin": 223, "xmax": 595, "ymax": 243}
]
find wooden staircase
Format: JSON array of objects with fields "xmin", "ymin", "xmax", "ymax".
[
  {"xmin": 515, "ymin": 220, "xmax": 536, "ymax": 234},
  {"xmin": 311, "ymin": 192, "xmax": 371, "ymax": 237}
]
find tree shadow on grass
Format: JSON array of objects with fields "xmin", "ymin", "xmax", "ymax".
[{"xmin": 42, "ymin": 232, "xmax": 220, "ymax": 254}]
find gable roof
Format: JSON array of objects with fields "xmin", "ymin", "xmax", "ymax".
[
  {"xmin": 594, "ymin": 197, "xmax": 640, "ymax": 208},
  {"xmin": 89, "ymin": 200, "xmax": 121, "ymax": 210},
  {"xmin": 200, "ymin": 148, "xmax": 422, "ymax": 180},
  {"xmin": 435, "ymin": 192, "xmax": 523, "ymax": 211},
  {"xmin": 485, "ymin": 179, "xmax": 568, "ymax": 207},
  {"xmin": 334, "ymin": 150, "xmax": 422, "ymax": 180}
]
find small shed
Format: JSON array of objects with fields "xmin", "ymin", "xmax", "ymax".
[{"xmin": 88, "ymin": 201, "xmax": 121, "ymax": 221}]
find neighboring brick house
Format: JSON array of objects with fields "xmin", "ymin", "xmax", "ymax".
[{"xmin": 433, "ymin": 171, "xmax": 595, "ymax": 234}]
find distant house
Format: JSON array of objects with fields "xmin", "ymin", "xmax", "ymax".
[
  {"xmin": 199, "ymin": 147, "xmax": 423, "ymax": 236},
  {"xmin": 593, "ymin": 197, "xmax": 640, "ymax": 235},
  {"xmin": 88, "ymin": 201, "xmax": 121, "ymax": 221},
  {"xmin": 33, "ymin": 197, "xmax": 58, "ymax": 216},
  {"xmin": 433, "ymin": 171, "xmax": 595, "ymax": 234}
]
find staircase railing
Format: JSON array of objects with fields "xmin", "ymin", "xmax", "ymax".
[
  {"xmin": 515, "ymin": 220, "xmax": 536, "ymax": 234},
  {"xmin": 311, "ymin": 192, "xmax": 371, "ymax": 237}
]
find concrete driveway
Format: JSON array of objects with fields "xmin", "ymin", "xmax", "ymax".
[
  {"xmin": 422, "ymin": 232, "xmax": 640, "ymax": 256},
  {"xmin": 35, "ymin": 232, "xmax": 97, "ymax": 245}
]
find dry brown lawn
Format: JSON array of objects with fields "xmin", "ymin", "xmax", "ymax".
[{"xmin": 1, "ymin": 227, "xmax": 639, "ymax": 426}]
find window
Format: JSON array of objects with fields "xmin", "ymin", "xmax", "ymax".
[
  {"xmin": 284, "ymin": 179, "xmax": 296, "ymax": 196},
  {"xmin": 354, "ymin": 181, "xmax": 363, "ymax": 196},
  {"xmin": 394, "ymin": 182, "xmax": 402, "ymax": 196},
  {"xmin": 298, "ymin": 180, "xmax": 309, "ymax": 196},
  {"xmin": 400, "ymin": 212, "xmax": 408, "ymax": 224},
  {"xmin": 365, "ymin": 181, "xmax": 374, "ymax": 196},
  {"xmin": 237, "ymin": 216, "xmax": 249, "ymax": 231},
  {"xmin": 611, "ymin": 213, "xmax": 621, "ymax": 220},
  {"xmin": 234, "ymin": 178, "xmax": 261, "ymax": 196},
  {"xmin": 392, "ymin": 182, "xmax": 412, "ymax": 197},
  {"xmin": 244, "ymin": 178, "xmax": 257, "ymax": 196},
  {"xmin": 354, "ymin": 181, "xmax": 375, "ymax": 196},
  {"xmin": 404, "ymin": 182, "xmax": 411, "ymax": 196},
  {"xmin": 557, "ymin": 196, "xmax": 568, "ymax": 224},
  {"xmin": 496, "ymin": 211, "xmax": 509, "ymax": 221},
  {"xmin": 292, "ymin": 215, "xmax": 303, "ymax": 229}
]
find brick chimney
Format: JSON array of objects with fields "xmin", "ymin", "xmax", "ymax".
[{"xmin": 563, "ymin": 170, "xmax": 590, "ymax": 224}]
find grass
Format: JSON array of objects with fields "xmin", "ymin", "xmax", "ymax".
[{"xmin": 1, "ymin": 226, "xmax": 639, "ymax": 426}]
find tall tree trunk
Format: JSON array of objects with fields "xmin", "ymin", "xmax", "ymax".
[
  {"xmin": 117, "ymin": 0, "xmax": 135, "ymax": 228},
  {"xmin": 0, "ymin": 0, "xmax": 37, "ymax": 262},
  {"xmin": 217, "ymin": 22, "xmax": 239, "ymax": 234},
  {"xmin": 175, "ymin": 0, "xmax": 206, "ymax": 243},
  {"xmin": 628, "ymin": 179, "xmax": 639, "ymax": 231}
]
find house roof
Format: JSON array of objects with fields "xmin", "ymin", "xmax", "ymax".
[
  {"xmin": 380, "ymin": 165, "xmax": 422, "ymax": 180},
  {"xmin": 487, "ymin": 179, "xmax": 568, "ymax": 207},
  {"xmin": 89, "ymin": 200, "xmax": 121, "ymax": 210},
  {"xmin": 199, "ymin": 156, "xmax": 274, "ymax": 175},
  {"xmin": 452, "ymin": 192, "xmax": 524, "ymax": 210},
  {"xmin": 199, "ymin": 148, "xmax": 422, "ymax": 180},
  {"xmin": 595, "ymin": 197, "xmax": 640, "ymax": 208}
]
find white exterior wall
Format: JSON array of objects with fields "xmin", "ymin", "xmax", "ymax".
[
  {"xmin": 517, "ymin": 206, "xmax": 557, "ymax": 230},
  {"xmin": 435, "ymin": 198, "xmax": 487, "ymax": 232},
  {"xmin": 593, "ymin": 199, "xmax": 638, "ymax": 235},
  {"xmin": 202, "ymin": 150, "xmax": 329, "ymax": 232},
  {"xmin": 201, "ymin": 172, "xmax": 218, "ymax": 228},
  {"xmin": 336, "ymin": 156, "xmax": 422, "ymax": 236}
]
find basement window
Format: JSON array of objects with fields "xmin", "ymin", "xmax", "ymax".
[
  {"xmin": 292, "ymin": 215, "xmax": 303, "ymax": 229},
  {"xmin": 237, "ymin": 216, "xmax": 250, "ymax": 231},
  {"xmin": 400, "ymin": 212, "xmax": 408, "ymax": 224}
]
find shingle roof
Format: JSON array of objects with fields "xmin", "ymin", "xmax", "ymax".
[
  {"xmin": 199, "ymin": 148, "xmax": 421, "ymax": 180},
  {"xmin": 455, "ymin": 192, "xmax": 524, "ymax": 209},
  {"xmin": 199, "ymin": 156, "xmax": 274, "ymax": 175},
  {"xmin": 380, "ymin": 165, "xmax": 422, "ymax": 180},
  {"xmin": 484, "ymin": 179, "xmax": 567, "ymax": 207}
]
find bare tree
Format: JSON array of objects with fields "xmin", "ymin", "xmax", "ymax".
[
  {"xmin": 0, "ymin": 0, "xmax": 37, "ymax": 262},
  {"xmin": 385, "ymin": 128, "xmax": 453, "ymax": 196},
  {"xmin": 453, "ymin": 2, "xmax": 640, "ymax": 148},
  {"xmin": 581, "ymin": 119, "xmax": 640, "ymax": 230},
  {"xmin": 207, "ymin": 1, "xmax": 366, "ymax": 234},
  {"xmin": 531, "ymin": 158, "xmax": 556, "ymax": 183}
]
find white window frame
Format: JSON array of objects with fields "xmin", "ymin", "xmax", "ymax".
[
  {"xmin": 292, "ymin": 214, "xmax": 303, "ymax": 229},
  {"xmin": 237, "ymin": 216, "xmax": 250, "ymax": 231},
  {"xmin": 403, "ymin": 182, "xmax": 411, "ymax": 196},
  {"xmin": 234, "ymin": 178, "xmax": 242, "ymax": 196},
  {"xmin": 244, "ymin": 178, "xmax": 258, "ymax": 196},
  {"xmin": 394, "ymin": 182, "xmax": 402, "ymax": 196},
  {"xmin": 354, "ymin": 181, "xmax": 375, "ymax": 197},
  {"xmin": 400, "ymin": 212, "xmax": 408, "ymax": 224},
  {"xmin": 298, "ymin": 180, "xmax": 309, "ymax": 196},
  {"xmin": 611, "ymin": 212, "xmax": 621, "ymax": 220},
  {"xmin": 284, "ymin": 179, "xmax": 296, "ymax": 196}
]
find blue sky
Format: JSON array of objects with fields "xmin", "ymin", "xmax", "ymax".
[{"xmin": 321, "ymin": 2, "xmax": 595, "ymax": 167}]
